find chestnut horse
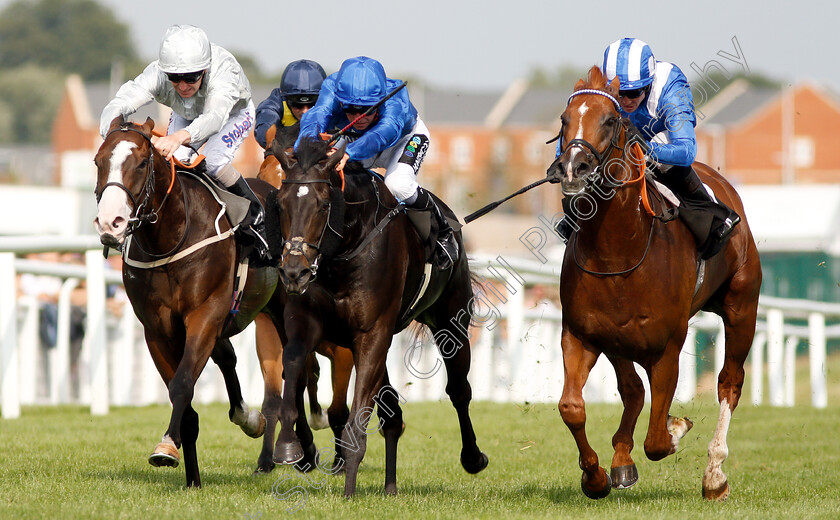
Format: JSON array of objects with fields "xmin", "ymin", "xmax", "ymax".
[
  {"xmin": 548, "ymin": 67, "xmax": 761, "ymax": 500},
  {"xmin": 94, "ymin": 116, "xmax": 279, "ymax": 487},
  {"xmin": 264, "ymin": 133, "xmax": 488, "ymax": 497},
  {"xmin": 252, "ymin": 123, "xmax": 356, "ymax": 474}
]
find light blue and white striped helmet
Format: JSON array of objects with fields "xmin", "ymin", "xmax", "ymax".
[{"xmin": 602, "ymin": 38, "xmax": 656, "ymax": 90}]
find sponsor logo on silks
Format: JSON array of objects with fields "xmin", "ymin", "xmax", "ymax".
[
  {"xmin": 405, "ymin": 136, "xmax": 423, "ymax": 154},
  {"xmin": 221, "ymin": 112, "xmax": 255, "ymax": 148},
  {"xmin": 404, "ymin": 151, "xmax": 414, "ymax": 158}
]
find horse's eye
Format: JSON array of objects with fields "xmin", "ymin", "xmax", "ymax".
[
  {"xmin": 138, "ymin": 159, "xmax": 148, "ymax": 169},
  {"xmin": 320, "ymin": 200, "xmax": 330, "ymax": 213}
]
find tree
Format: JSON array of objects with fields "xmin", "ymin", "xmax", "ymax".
[
  {"xmin": 0, "ymin": 0, "xmax": 137, "ymax": 81},
  {"xmin": 0, "ymin": 64, "xmax": 64, "ymax": 143}
]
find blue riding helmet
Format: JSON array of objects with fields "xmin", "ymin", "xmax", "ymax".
[
  {"xmin": 334, "ymin": 56, "xmax": 387, "ymax": 106},
  {"xmin": 602, "ymin": 38, "xmax": 656, "ymax": 91},
  {"xmin": 280, "ymin": 59, "xmax": 326, "ymax": 103}
]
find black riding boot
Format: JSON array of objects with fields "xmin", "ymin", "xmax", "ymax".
[
  {"xmin": 666, "ymin": 167, "xmax": 741, "ymax": 245},
  {"xmin": 228, "ymin": 176, "xmax": 271, "ymax": 262},
  {"xmin": 409, "ymin": 188, "xmax": 459, "ymax": 270},
  {"xmin": 553, "ymin": 197, "xmax": 578, "ymax": 243}
]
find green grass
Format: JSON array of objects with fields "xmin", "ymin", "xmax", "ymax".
[{"xmin": 1, "ymin": 354, "xmax": 838, "ymax": 519}]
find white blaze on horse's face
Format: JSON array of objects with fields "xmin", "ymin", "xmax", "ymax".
[
  {"xmin": 297, "ymin": 186, "xmax": 309, "ymax": 198},
  {"xmin": 93, "ymin": 140, "xmax": 137, "ymax": 243}
]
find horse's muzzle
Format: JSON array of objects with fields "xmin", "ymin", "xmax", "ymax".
[{"xmin": 278, "ymin": 262, "xmax": 315, "ymax": 296}]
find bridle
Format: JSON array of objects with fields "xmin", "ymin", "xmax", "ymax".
[
  {"xmin": 557, "ymin": 89, "xmax": 659, "ymax": 276},
  {"xmin": 554, "ymin": 89, "xmax": 626, "ymax": 191},
  {"xmin": 276, "ymin": 175, "xmax": 340, "ymax": 281},
  {"xmin": 96, "ymin": 123, "xmax": 189, "ymax": 259}
]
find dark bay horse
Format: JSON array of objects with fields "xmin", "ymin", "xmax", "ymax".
[
  {"xmin": 264, "ymin": 132, "xmax": 488, "ymax": 497},
  {"xmin": 548, "ymin": 67, "xmax": 761, "ymax": 500},
  {"xmin": 93, "ymin": 116, "xmax": 280, "ymax": 487},
  {"xmin": 252, "ymin": 123, "xmax": 356, "ymax": 475}
]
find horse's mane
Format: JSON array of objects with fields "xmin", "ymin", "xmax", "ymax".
[{"xmin": 272, "ymin": 122, "xmax": 334, "ymax": 172}]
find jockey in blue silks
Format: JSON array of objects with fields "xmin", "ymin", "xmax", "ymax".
[
  {"xmin": 297, "ymin": 56, "xmax": 459, "ymax": 270},
  {"xmin": 553, "ymin": 38, "xmax": 740, "ymax": 250}
]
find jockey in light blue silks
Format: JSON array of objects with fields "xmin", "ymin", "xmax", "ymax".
[
  {"xmin": 297, "ymin": 56, "xmax": 459, "ymax": 270},
  {"xmin": 553, "ymin": 38, "xmax": 740, "ymax": 251}
]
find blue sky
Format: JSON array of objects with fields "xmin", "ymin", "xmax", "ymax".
[{"xmin": 87, "ymin": 0, "xmax": 834, "ymax": 92}]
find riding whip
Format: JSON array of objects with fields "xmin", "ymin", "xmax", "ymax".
[{"xmin": 464, "ymin": 177, "xmax": 552, "ymax": 223}]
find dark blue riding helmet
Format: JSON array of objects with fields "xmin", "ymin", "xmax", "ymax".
[
  {"xmin": 334, "ymin": 56, "xmax": 387, "ymax": 106},
  {"xmin": 280, "ymin": 59, "xmax": 326, "ymax": 103}
]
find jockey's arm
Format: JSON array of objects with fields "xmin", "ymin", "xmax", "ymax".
[{"xmin": 254, "ymin": 87, "xmax": 284, "ymax": 149}]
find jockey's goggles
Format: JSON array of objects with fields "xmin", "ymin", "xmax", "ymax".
[
  {"xmin": 619, "ymin": 86, "xmax": 648, "ymax": 99},
  {"xmin": 166, "ymin": 71, "xmax": 205, "ymax": 84},
  {"xmin": 286, "ymin": 95, "xmax": 318, "ymax": 109},
  {"xmin": 342, "ymin": 104, "xmax": 375, "ymax": 115}
]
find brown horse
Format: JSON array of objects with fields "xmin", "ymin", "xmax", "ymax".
[
  {"xmin": 548, "ymin": 67, "xmax": 761, "ymax": 500},
  {"xmin": 253, "ymin": 123, "xmax": 356, "ymax": 474},
  {"xmin": 264, "ymin": 131, "xmax": 488, "ymax": 497},
  {"xmin": 93, "ymin": 116, "xmax": 280, "ymax": 487}
]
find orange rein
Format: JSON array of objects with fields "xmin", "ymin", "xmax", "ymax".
[
  {"xmin": 150, "ymin": 128, "xmax": 206, "ymax": 198},
  {"xmin": 619, "ymin": 141, "xmax": 655, "ymax": 217}
]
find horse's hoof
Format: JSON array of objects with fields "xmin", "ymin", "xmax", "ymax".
[
  {"xmin": 611, "ymin": 464, "xmax": 639, "ymax": 489},
  {"xmin": 581, "ymin": 470, "xmax": 612, "ymax": 499},
  {"xmin": 702, "ymin": 480, "xmax": 730, "ymax": 501},
  {"xmin": 238, "ymin": 411, "xmax": 266, "ymax": 438},
  {"xmin": 149, "ymin": 442, "xmax": 179, "ymax": 468},
  {"xmin": 461, "ymin": 451, "xmax": 489, "ymax": 474},
  {"xmin": 384, "ymin": 483, "xmax": 398, "ymax": 496},
  {"xmin": 274, "ymin": 441, "xmax": 304, "ymax": 465},
  {"xmin": 309, "ymin": 411, "xmax": 329, "ymax": 431}
]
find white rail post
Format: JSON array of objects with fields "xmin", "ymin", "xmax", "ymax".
[
  {"xmin": 808, "ymin": 312, "xmax": 827, "ymax": 408},
  {"xmin": 675, "ymin": 327, "xmax": 697, "ymax": 403},
  {"xmin": 766, "ymin": 309, "xmax": 785, "ymax": 407},
  {"xmin": 86, "ymin": 250, "xmax": 109, "ymax": 415},
  {"xmin": 750, "ymin": 332, "xmax": 766, "ymax": 405},
  {"xmin": 51, "ymin": 278, "xmax": 79, "ymax": 404},
  {"xmin": 0, "ymin": 252, "xmax": 20, "ymax": 419},
  {"xmin": 783, "ymin": 337, "xmax": 798, "ymax": 406}
]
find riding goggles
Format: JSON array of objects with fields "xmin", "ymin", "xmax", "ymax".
[
  {"xmin": 619, "ymin": 87, "xmax": 647, "ymax": 99},
  {"xmin": 342, "ymin": 104, "xmax": 375, "ymax": 115},
  {"xmin": 166, "ymin": 71, "xmax": 205, "ymax": 84},
  {"xmin": 286, "ymin": 94, "xmax": 318, "ymax": 109}
]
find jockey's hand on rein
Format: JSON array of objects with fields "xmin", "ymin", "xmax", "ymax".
[{"xmin": 326, "ymin": 147, "xmax": 349, "ymax": 171}]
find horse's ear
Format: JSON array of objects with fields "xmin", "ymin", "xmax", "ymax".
[
  {"xmin": 108, "ymin": 115, "xmax": 126, "ymax": 133},
  {"xmin": 265, "ymin": 124, "xmax": 278, "ymax": 149},
  {"xmin": 273, "ymin": 139, "xmax": 297, "ymax": 173},
  {"xmin": 141, "ymin": 117, "xmax": 155, "ymax": 135},
  {"xmin": 573, "ymin": 78, "xmax": 586, "ymax": 92},
  {"xmin": 324, "ymin": 140, "xmax": 346, "ymax": 172},
  {"xmin": 607, "ymin": 76, "xmax": 620, "ymax": 97}
]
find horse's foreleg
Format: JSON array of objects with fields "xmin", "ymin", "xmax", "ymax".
[
  {"xmin": 327, "ymin": 345, "xmax": 353, "ymax": 473},
  {"xmin": 180, "ymin": 405, "xmax": 201, "ymax": 487},
  {"xmin": 607, "ymin": 356, "xmax": 645, "ymax": 489},
  {"xmin": 342, "ymin": 330, "xmax": 390, "ymax": 498},
  {"xmin": 255, "ymin": 313, "xmax": 284, "ymax": 473},
  {"xmin": 559, "ymin": 331, "xmax": 610, "ymax": 499},
  {"xmin": 212, "ymin": 337, "xmax": 265, "ymax": 438}
]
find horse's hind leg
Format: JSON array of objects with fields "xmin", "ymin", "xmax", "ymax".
[
  {"xmin": 703, "ymin": 271, "xmax": 759, "ymax": 501},
  {"xmin": 643, "ymin": 339, "xmax": 693, "ymax": 461},
  {"xmin": 607, "ymin": 356, "xmax": 645, "ymax": 489},
  {"xmin": 306, "ymin": 352, "xmax": 329, "ymax": 430},
  {"xmin": 326, "ymin": 345, "xmax": 353, "ymax": 473},
  {"xmin": 375, "ymin": 371, "xmax": 404, "ymax": 496},
  {"xmin": 212, "ymin": 337, "xmax": 265, "ymax": 438},
  {"xmin": 254, "ymin": 313, "xmax": 284, "ymax": 473},
  {"xmin": 559, "ymin": 332, "xmax": 610, "ymax": 499}
]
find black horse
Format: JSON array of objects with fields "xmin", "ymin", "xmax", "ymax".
[{"xmin": 263, "ymin": 129, "xmax": 488, "ymax": 497}]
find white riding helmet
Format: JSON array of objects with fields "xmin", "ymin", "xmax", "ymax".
[{"xmin": 158, "ymin": 25, "xmax": 211, "ymax": 74}]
